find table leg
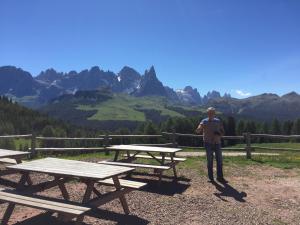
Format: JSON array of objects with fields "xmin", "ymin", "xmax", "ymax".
[
  {"xmin": 92, "ymin": 187, "xmax": 102, "ymax": 198},
  {"xmin": 170, "ymin": 153, "xmax": 178, "ymax": 180},
  {"xmin": 17, "ymin": 172, "xmax": 30, "ymax": 190},
  {"xmin": 158, "ymin": 153, "xmax": 165, "ymax": 184},
  {"xmin": 112, "ymin": 176, "xmax": 130, "ymax": 214},
  {"xmin": 15, "ymin": 158, "xmax": 22, "ymax": 164},
  {"xmin": 1, "ymin": 203, "xmax": 15, "ymax": 225},
  {"xmin": 55, "ymin": 177, "xmax": 70, "ymax": 200},
  {"xmin": 1, "ymin": 172, "xmax": 30, "ymax": 224},
  {"xmin": 113, "ymin": 150, "xmax": 120, "ymax": 162},
  {"xmin": 75, "ymin": 180, "xmax": 95, "ymax": 224}
]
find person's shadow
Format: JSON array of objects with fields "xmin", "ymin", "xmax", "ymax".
[{"xmin": 211, "ymin": 181, "xmax": 247, "ymax": 202}]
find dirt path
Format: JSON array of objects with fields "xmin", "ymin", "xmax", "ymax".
[{"xmin": 0, "ymin": 162, "xmax": 299, "ymax": 225}]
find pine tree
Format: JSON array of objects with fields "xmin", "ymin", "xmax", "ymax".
[
  {"xmin": 292, "ymin": 119, "xmax": 300, "ymax": 139},
  {"xmin": 282, "ymin": 120, "xmax": 293, "ymax": 135},
  {"xmin": 271, "ymin": 119, "xmax": 281, "ymax": 135},
  {"xmin": 226, "ymin": 116, "xmax": 236, "ymax": 145},
  {"xmin": 236, "ymin": 120, "xmax": 245, "ymax": 135}
]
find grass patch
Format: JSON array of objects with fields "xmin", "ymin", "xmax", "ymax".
[{"xmin": 77, "ymin": 94, "xmax": 184, "ymax": 121}]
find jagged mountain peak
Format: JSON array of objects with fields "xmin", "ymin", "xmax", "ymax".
[
  {"xmin": 118, "ymin": 66, "xmax": 141, "ymax": 79},
  {"xmin": 282, "ymin": 91, "xmax": 300, "ymax": 98},
  {"xmin": 36, "ymin": 68, "xmax": 64, "ymax": 84},
  {"xmin": 176, "ymin": 86, "xmax": 201, "ymax": 105},
  {"xmin": 144, "ymin": 66, "xmax": 157, "ymax": 79},
  {"xmin": 89, "ymin": 66, "xmax": 102, "ymax": 73},
  {"xmin": 134, "ymin": 66, "xmax": 167, "ymax": 97}
]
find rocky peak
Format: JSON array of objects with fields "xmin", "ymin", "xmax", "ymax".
[
  {"xmin": 36, "ymin": 68, "xmax": 63, "ymax": 84},
  {"xmin": 133, "ymin": 66, "xmax": 167, "ymax": 97},
  {"xmin": 282, "ymin": 91, "xmax": 300, "ymax": 99},
  {"xmin": 118, "ymin": 66, "xmax": 141, "ymax": 81},
  {"xmin": 176, "ymin": 86, "xmax": 201, "ymax": 105},
  {"xmin": 89, "ymin": 66, "xmax": 102, "ymax": 74}
]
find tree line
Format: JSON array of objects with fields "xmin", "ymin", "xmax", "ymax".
[{"xmin": 1, "ymin": 95, "xmax": 300, "ymax": 149}]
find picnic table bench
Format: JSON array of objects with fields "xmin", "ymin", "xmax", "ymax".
[
  {"xmin": 0, "ymin": 149, "xmax": 31, "ymax": 186},
  {"xmin": 0, "ymin": 149, "xmax": 30, "ymax": 165},
  {"xmin": 99, "ymin": 145, "xmax": 186, "ymax": 182},
  {"xmin": 0, "ymin": 157, "xmax": 146, "ymax": 225}
]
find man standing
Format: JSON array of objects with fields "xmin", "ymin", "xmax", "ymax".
[{"xmin": 196, "ymin": 107, "xmax": 227, "ymax": 183}]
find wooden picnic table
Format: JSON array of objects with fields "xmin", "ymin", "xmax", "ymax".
[
  {"xmin": 2, "ymin": 157, "xmax": 140, "ymax": 224},
  {"xmin": 104, "ymin": 145, "xmax": 184, "ymax": 181},
  {"xmin": 0, "ymin": 149, "xmax": 30, "ymax": 164},
  {"xmin": 0, "ymin": 149, "xmax": 30, "ymax": 180}
]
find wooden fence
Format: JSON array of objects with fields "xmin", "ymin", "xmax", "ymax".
[{"xmin": 0, "ymin": 132, "xmax": 300, "ymax": 159}]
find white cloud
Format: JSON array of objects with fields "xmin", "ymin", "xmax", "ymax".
[{"xmin": 235, "ymin": 90, "xmax": 252, "ymax": 97}]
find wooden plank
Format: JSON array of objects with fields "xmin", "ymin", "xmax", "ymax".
[
  {"xmin": 0, "ymin": 134, "xmax": 32, "ymax": 138},
  {"xmin": 35, "ymin": 147, "xmax": 105, "ymax": 152},
  {"xmin": 0, "ymin": 191, "xmax": 90, "ymax": 215},
  {"xmin": 0, "ymin": 149, "xmax": 30, "ymax": 159},
  {"xmin": 162, "ymin": 132, "xmax": 245, "ymax": 140},
  {"xmin": 99, "ymin": 135, "xmax": 162, "ymax": 138},
  {"xmin": 8, "ymin": 158, "xmax": 134, "ymax": 180},
  {"xmin": 251, "ymin": 134, "xmax": 300, "ymax": 139},
  {"xmin": 36, "ymin": 137, "xmax": 109, "ymax": 140},
  {"xmin": 123, "ymin": 154, "xmax": 186, "ymax": 162},
  {"xmin": 107, "ymin": 145, "xmax": 182, "ymax": 153},
  {"xmin": 0, "ymin": 158, "xmax": 17, "ymax": 165},
  {"xmin": 98, "ymin": 161, "xmax": 170, "ymax": 170},
  {"xmin": 88, "ymin": 188, "xmax": 131, "ymax": 207},
  {"xmin": 98, "ymin": 178, "xmax": 147, "ymax": 189},
  {"xmin": 131, "ymin": 143, "xmax": 173, "ymax": 147},
  {"xmin": 112, "ymin": 176, "xmax": 129, "ymax": 214}
]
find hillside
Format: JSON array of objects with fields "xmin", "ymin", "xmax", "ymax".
[
  {"xmin": 41, "ymin": 90, "xmax": 205, "ymax": 130},
  {"xmin": 207, "ymin": 92, "xmax": 300, "ymax": 122},
  {"xmin": 0, "ymin": 95, "xmax": 88, "ymax": 136}
]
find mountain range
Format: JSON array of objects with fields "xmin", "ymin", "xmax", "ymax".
[
  {"xmin": 0, "ymin": 65, "xmax": 228, "ymax": 107},
  {"xmin": 1, "ymin": 65, "xmax": 300, "ymax": 123}
]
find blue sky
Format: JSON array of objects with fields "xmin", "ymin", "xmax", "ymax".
[{"xmin": 0, "ymin": 0, "xmax": 300, "ymax": 98}]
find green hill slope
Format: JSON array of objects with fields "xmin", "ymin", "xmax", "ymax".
[{"xmin": 41, "ymin": 91, "xmax": 204, "ymax": 130}]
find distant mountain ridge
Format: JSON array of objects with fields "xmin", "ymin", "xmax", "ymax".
[
  {"xmin": 0, "ymin": 65, "xmax": 227, "ymax": 107},
  {"xmin": 1, "ymin": 65, "xmax": 300, "ymax": 122}
]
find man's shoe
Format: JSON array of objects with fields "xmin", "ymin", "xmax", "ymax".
[
  {"xmin": 207, "ymin": 177, "xmax": 214, "ymax": 183},
  {"xmin": 216, "ymin": 177, "xmax": 228, "ymax": 183}
]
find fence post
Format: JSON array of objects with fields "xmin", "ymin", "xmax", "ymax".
[
  {"xmin": 104, "ymin": 133, "xmax": 110, "ymax": 155},
  {"xmin": 171, "ymin": 129, "xmax": 177, "ymax": 148},
  {"xmin": 244, "ymin": 132, "xmax": 252, "ymax": 159},
  {"xmin": 30, "ymin": 133, "xmax": 36, "ymax": 158}
]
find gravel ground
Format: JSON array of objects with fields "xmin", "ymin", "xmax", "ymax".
[{"xmin": 0, "ymin": 160, "xmax": 299, "ymax": 225}]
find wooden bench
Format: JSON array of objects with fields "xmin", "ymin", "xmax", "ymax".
[
  {"xmin": 0, "ymin": 158, "xmax": 18, "ymax": 165},
  {"xmin": 122, "ymin": 154, "xmax": 186, "ymax": 162},
  {"xmin": 98, "ymin": 178, "xmax": 147, "ymax": 189},
  {"xmin": 0, "ymin": 189, "xmax": 91, "ymax": 224},
  {"xmin": 98, "ymin": 161, "xmax": 171, "ymax": 170}
]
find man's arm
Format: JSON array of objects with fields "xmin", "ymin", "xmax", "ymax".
[
  {"xmin": 195, "ymin": 123, "xmax": 204, "ymax": 134},
  {"xmin": 219, "ymin": 122, "xmax": 225, "ymax": 136}
]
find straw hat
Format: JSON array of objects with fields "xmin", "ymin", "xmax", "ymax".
[{"xmin": 207, "ymin": 107, "xmax": 216, "ymax": 112}]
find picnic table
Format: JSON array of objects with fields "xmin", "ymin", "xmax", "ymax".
[
  {"xmin": 99, "ymin": 145, "xmax": 185, "ymax": 182},
  {"xmin": 0, "ymin": 157, "xmax": 146, "ymax": 225},
  {"xmin": 0, "ymin": 149, "xmax": 30, "ymax": 179}
]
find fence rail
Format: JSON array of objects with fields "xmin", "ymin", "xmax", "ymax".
[
  {"xmin": 161, "ymin": 132, "xmax": 244, "ymax": 140},
  {"xmin": 250, "ymin": 134, "xmax": 300, "ymax": 139},
  {"xmin": 98, "ymin": 135, "xmax": 163, "ymax": 138},
  {"xmin": 1, "ymin": 132, "xmax": 300, "ymax": 159},
  {"xmin": 0, "ymin": 134, "xmax": 32, "ymax": 138},
  {"xmin": 36, "ymin": 137, "xmax": 109, "ymax": 141}
]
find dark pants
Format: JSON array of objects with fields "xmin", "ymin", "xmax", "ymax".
[{"xmin": 204, "ymin": 142, "xmax": 224, "ymax": 180}]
